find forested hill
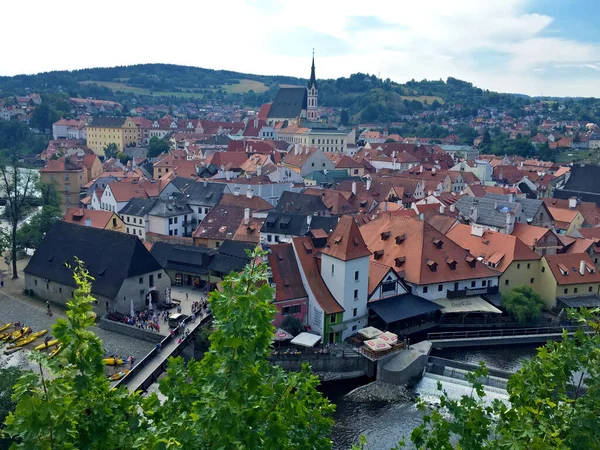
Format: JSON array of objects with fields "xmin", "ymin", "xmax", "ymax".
[{"xmin": 1, "ymin": 63, "xmax": 597, "ymax": 123}]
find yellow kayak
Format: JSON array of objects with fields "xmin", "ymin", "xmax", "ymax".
[
  {"xmin": 8, "ymin": 335, "xmax": 37, "ymax": 349},
  {"xmin": 8, "ymin": 327, "xmax": 31, "ymax": 342},
  {"xmin": 35, "ymin": 339, "xmax": 59, "ymax": 351},
  {"xmin": 108, "ymin": 369, "xmax": 130, "ymax": 381},
  {"xmin": 0, "ymin": 323, "xmax": 12, "ymax": 333},
  {"xmin": 48, "ymin": 345, "xmax": 62, "ymax": 359},
  {"xmin": 103, "ymin": 357, "xmax": 124, "ymax": 366},
  {"xmin": 0, "ymin": 332, "xmax": 11, "ymax": 341}
]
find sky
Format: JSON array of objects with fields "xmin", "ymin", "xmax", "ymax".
[{"xmin": 2, "ymin": 0, "xmax": 600, "ymax": 97}]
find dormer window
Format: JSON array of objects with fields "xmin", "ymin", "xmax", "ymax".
[
  {"xmin": 395, "ymin": 234, "xmax": 406, "ymax": 245},
  {"xmin": 558, "ymin": 264, "xmax": 569, "ymax": 276},
  {"xmin": 394, "ymin": 256, "xmax": 406, "ymax": 267},
  {"xmin": 374, "ymin": 250, "xmax": 384, "ymax": 260},
  {"xmin": 465, "ymin": 255, "xmax": 476, "ymax": 268},
  {"xmin": 446, "ymin": 258, "xmax": 457, "ymax": 270},
  {"xmin": 426, "ymin": 259, "xmax": 438, "ymax": 272},
  {"xmin": 432, "ymin": 238, "xmax": 443, "ymax": 249},
  {"xmin": 381, "ymin": 231, "xmax": 391, "ymax": 241}
]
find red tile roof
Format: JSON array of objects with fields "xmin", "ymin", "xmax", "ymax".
[
  {"xmin": 322, "ymin": 215, "xmax": 371, "ymax": 261},
  {"xmin": 291, "ymin": 237, "xmax": 343, "ymax": 314},
  {"xmin": 268, "ymin": 243, "xmax": 308, "ymax": 302},
  {"xmin": 360, "ymin": 214, "xmax": 499, "ymax": 285},
  {"xmin": 62, "ymin": 208, "xmax": 115, "ymax": 229},
  {"xmin": 544, "ymin": 253, "xmax": 600, "ymax": 285}
]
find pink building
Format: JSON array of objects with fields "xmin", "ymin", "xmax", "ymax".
[{"xmin": 268, "ymin": 243, "xmax": 308, "ymax": 328}]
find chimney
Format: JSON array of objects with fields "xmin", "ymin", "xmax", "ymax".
[
  {"xmin": 246, "ymin": 187, "xmax": 254, "ymax": 198},
  {"xmin": 244, "ymin": 207, "xmax": 250, "ymax": 225},
  {"xmin": 352, "ymin": 181, "xmax": 357, "ymax": 196},
  {"xmin": 294, "ymin": 144, "xmax": 300, "ymax": 155},
  {"xmin": 306, "ymin": 215, "xmax": 313, "ymax": 227},
  {"xmin": 366, "ymin": 177, "xmax": 372, "ymax": 191},
  {"xmin": 505, "ymin": 212, "xmax": 515, "ymax": 234},
  {"xmin": 470, "ymin": 201, "xmax": 479, "ymax": 222},
  {"xmin": 226, "ymin": 171, "xmax": 231, "ymax": 181},
  {"xmin": 392, "ymin": 151, "xmax": 396, "ymax": 158},
  {"xmin": 508, "ymin": 193, "xmax": 515, "ymax": 203},
  {"xmin": 384, "ymin": 201, "xmax": 388, "ymax": 212},
  {"xmin": 432, "ymin": 167, "xmax": 436, "ymax": 174},
  {"xmin": 233, "ymin": 187, "xmax": 240, "ymax": 196},
  {"xmin": 257, "ymin": 165, "xmax": 262, "ymax": 176},
  {"xmin": 203, "ymin": 179, "xmax": 208, "ymax": 187},
  {"xmin": 439, "ymin": 203, "xmax": 445, "ymax": 214},
  {"xmin": 450, "ymin": 204, "xmax": 455, "ymax": 213},
  {"xmin": 305, "ymin": 147, "xmax": 309, "ymax": 155},
  {"xmin": 419, "ymin": 165, "xmax": 423, "ymax": 173},
  {"xmin": 85, "ymin": 217, "xmax": 92, "ymax": 227},
  {"xmin": 580, "ymin": 260, "xmax": 586, "ymax": 276},
  {"xmin": 569, "ymin": 197, "xmax": 577, "ymax": 209}
]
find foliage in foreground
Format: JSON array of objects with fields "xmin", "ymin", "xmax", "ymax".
[
  {"xmin": 408, "ymin": 308, "xmax": 600, "ymax": 449},
  {"xmin": 4, "ymin": 250, "xmax": 334, "ymax": 449}
]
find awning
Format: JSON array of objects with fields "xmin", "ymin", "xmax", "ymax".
[
  {"xmin": 358, "ymin": 326, "xmax": 383, "ymax": 339},
  {"xmin": 364, "ymin": 338, "xmax": 392, "ymax": 352},
  {"xmin": 369, "ymin": 294, "xmax": 442, "ymax": 323},
  {"xmin": 432, "ymin": 296, "xmax": 502, "ymax": 314},
  {"xmin": 330, "ymin": 323, "xmax": 348, "ymax": 333},
  {"xmin": 273, "ymin": 328, "xmax": 293, "ymax": 341},
  {"xmin": 483, "ymin": 292, "xmax": 503, "ymax": 307},
  {"xmin": 290, "ymin": 332, "xmax": 322, "ymax": 348},
  {"xmin": 557, "ymin": 295, "xmax": 600, "ymax": 308},
  {"xmin": 378, "ymin": 331, "xmax": 398, "ymax": 345}
]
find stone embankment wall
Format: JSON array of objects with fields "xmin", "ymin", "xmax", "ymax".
[
  {"xmin": 98, "ymin": 317, "xmax": 164, "ymax": 344},
  {"xmin": 269, "ymin": 353, "xmax": 368, "ymax": 375}
]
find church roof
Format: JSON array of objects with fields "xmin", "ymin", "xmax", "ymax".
[
  {"xmin": 308, "ymin": 54, "xmax": 317, "ymax": 89},
  {"xmin": 268, "ymin": 87, "xmax": 307, "ymax": 119}
]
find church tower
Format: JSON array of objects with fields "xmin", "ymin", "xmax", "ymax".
[{"xmin": 307, "ymin": 51, "xmax": 319, "ymax": 121}]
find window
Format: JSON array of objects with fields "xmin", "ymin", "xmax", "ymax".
[
  {"xmin": 527, "ymin": 263, "xmax": 531, "ymax": 269},
  {"xmin": 138, "ymin": 229, "xmax": 142, "ymax": 236},
  {"xmin": 267, "ymin": 235, "xmax": 272, "ymax": 242},
  {"xmin": 174, "ymin": 229, "xmax": 178, "ymax": 236},
  {"xmin": 330, "ymin": 314, "xmax": 336, "ymax": 324},
  {"xmin": 438, "ymin": 284, "xmax": 443, "ymax": 292},
  {"xmin": 505, "ymin": 279, "xmax": 510, "ymax": 286},
  {"xmin": 174, "ymin": 217, "xmax": 178, "ymax": 224},
  {"xmin": 112, "ymin": 218, "xmax": 117, "ymax": 227},
  {"xmin": 59, "ymin": 287, "xmax": 62, "ymax": 294},
  {"xmin": 274, "ymin": 235, "xmax": 280, "ymax": 243},
  {"xmin": 140, "ymin": 289, "xmax": 145, "ymax": 296},
  {"xmin": 352, "ymin": 325, "xmax": 357, "ymax": 331},
  {"xmin": 382, "ymin": 281, "xmax": 395, "ymax": 294},
  {"xmin": 139, "ymin": 277, "xmax": 143, "ymax": 284},
  {"xmin": 354, "ymin": 169, "xmax": 359, "ymax": 175},
  {"xmin": 205, "ymin": 208, "xmax": 209, "ymax": 214},
  {"xmin": 353, "ymin": 308, "xmax": 358, "ymax": 317},
  {"xmin": 127, "ymin": 227, "xmax": 129, "ymax": 233},
  {"xmin": 471, "ymin": 281, "xmax": 476, "ymax": 287},
  {"xmin": 574, "ymin": 287, "xmax": 578, "ymax": 293},
  {"xmin": 354, "ymin": 289, "xmax": 358, "ymax": 299},
  {"xmin": 216, "ymin": 241, "xmax": 220, "ymax": 248},
  {"xmin": 65, "ymin": 196, "xmax": 71, "ymax": 204},
  {"xmin": 169, "ymin": 218, "xmax": 173, "ymax": 225},
  {"xmin": 423, "ymin": 286, "xmax": 428, "ymax": 293},
  {"xmin": 564, "ymin": 288, "xmax": 568, "ymax": 294},
  {"xmin": 542, "ymin": 267, "xmax": 545, "ymax": 273},
  {"xmin": 311, "ymin": 163, "xmax": 315, "ymax": 167},
  {"xmin": 355, "ymin": 271, "xmax": 359, "ymax": 281},
  {"xmin": 46, "ymin": 283, "xmax": 49, "ymax": 290},
  {"xmin": 158, "ymin": 273, "xmax": 162, "ymax": 279},
  {"xmin": 482, "ymin": 280, "xmax": 487, "ymax": 287},
  {"xmin": 331, "ymin": 264, "xmax": 335, "ymax": 275},
  {"xmin": 517, "ymin": 263, "xmax": 521, "ymax": 269},
  {"xmin": 34, "ymin": 279, "xmax": 37, "ymax": 286},
  {"xmin": 589, "ymin": 286, "xmax": 593, "ymax": 292},
  {"xmin": 530, "ymin": 278, "xmax": 535, "ymax": 284},
  {"xmin": 169, "ymin": 230, "xmax": 173, "ymax": 236}
]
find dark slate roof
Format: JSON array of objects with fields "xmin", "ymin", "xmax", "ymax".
[
  {"xmin": 310, "ymin": 216, "xmax": 339, "ymax": 234},
  {"xmin": 268, "ymin": 87, "xmax": 307, "ymax": 119},
  {"xmin": 483, "ymin": 292, "xmax": 503, "ymax": 307},
  {"xmin": 554, "ymin": 189, "xmax": 600, "ymax": 207},
  {"xmin": 196, "ymin": 164, "xmax": 219, "ymax": 179},
  {"xmin": 148, "ymin": 198, "xmax": 193, "ymax": 218},
  {"xmin": 172, "ymin": 177, "xmax": 226, "ymax": 206},
  {"xmin": 275, "ymin": 191, "xmax": 329, "ymax": 215},
  {"xmin": 557, "ymin": 294, "xmax": 600, "ymax": 308},
  {"xmin": 208, "ymin": 240, "xmax": 255, "ymax": 274},
  {"xmin": 303, "ymin": 170, "xmax": 358, "ymax": 188},
  {"xmin": 150, "ymin": 242, "xmax": 214, "ymax": 276},
  {"xmin": 561, "ymin": 165, "xmax": 600, "ymax": 195},
  {"xmin": 89, "ymin": 116, "xmax": 126, "ymax": 128},
  {"xmin": 261, "ymin": 212, "xmax": 310, "ymax": 237},
  {"xmin": 369, "ymin": 294, "xmax": 442, "ymax": 323},
  {"xmin": 120, "ymin": 198, "xmax": 157, "ymax": 216},
  {"xmin": 455, "ymin": 196, "xmax": 519, "ymax": 228},
  {"xmin": 484, "ymin": 194, "xmax": 543, "ymax": 222},
  {"xmin": 25, "ymin": 222, "xmax": 161, "ymax": 299}
]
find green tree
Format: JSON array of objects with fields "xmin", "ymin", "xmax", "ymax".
[
  {"xmin": 407, "ymin": 309, "xmax": 600, "ymax": 449},
  {"xmin": 0, "ymin": 367, "xmax": 24, "ymax": 450},
  {"xmin": 0, "ymin": 150, "xmax": 37, "ymax": 278},
  {"xmin": 30, "ymin": 104, "xmax": 58, "ymax": 133},
  {"xmin": 17, "ymin": 182, "xmax": 61, "ymax": 250},
  {"xmin": 146, "ymin": 136, "xmax": 169, "ymax": 159},
  {"xmin": 103, "ymin": 143, "xmax": 118, "ymax": 159},
  {"xmin": 340, "ymin": 109, "xmax": 350, "ymax": 126},
  {"xmin": 282, "ymin": 315, "xmax": 303, "ymax": 336},
  {"xmin": 502, "ymin": 286, "xmax": 544, "ymax": 324},
  {"xmin": 4, "ymin": 258, "xmax": 147, "ymax": 449}
]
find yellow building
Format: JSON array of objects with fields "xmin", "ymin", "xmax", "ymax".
[
  {"xmin": 122, "ymin": 117, "xmax": 141, "ymax": 148},
  {"xmin": 86, "ymin": 117, "xmax": 127, "ymax": 156},
  {"xmin": 446, "ymin": 224, "xmax": 542, "ymax": 296},
  {"xmin": 539, "ymin": 253, "xmax": 600, "ymax": 309},
  {"xmin": 547, "ymin": 207, "xmax": 584, "ymax": 235}
]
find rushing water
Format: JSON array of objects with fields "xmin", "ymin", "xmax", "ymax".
[{"xmin": 328, "ymin": 344, "xmax": 539, "ymax": 449}]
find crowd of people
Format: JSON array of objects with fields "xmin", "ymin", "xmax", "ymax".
[{"xmin": 120, "ymin": 310, "xmax": 162, "ymax": 333}]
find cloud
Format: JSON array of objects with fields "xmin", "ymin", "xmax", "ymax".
[{"xmin": 0, "ymin": 0, "xmax": 599, "ymax": 97}]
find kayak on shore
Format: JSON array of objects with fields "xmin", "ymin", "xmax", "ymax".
[
  {"xmin": 109, "ymin": 369, "xmax": 130, "ymax": 381},
  {"xmin": 7, "ymin": 327, "xmax": 31, "ymax": 342},
  {"xmin": 103, "ymin": 357, "xmax": 124, "ymax": 366},
  {"xmin": 8, "ymin": 330, "xmax": 48, "ymax": 349},
  {"xmin": 35, "ymin": 339, "xmax": 59, "ymax": 351},
  {"xmin": 0, "ymin": 323, "xmax": 12, "ymax": 333},
  {"xmin": 48, "ymin": 345, "xmax": 62, "ymax": 359}
]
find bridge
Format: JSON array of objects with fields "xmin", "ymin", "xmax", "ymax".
[
  {"xmin": 114, "ymin": 312, "xmax": 212, "ymax": 392},
  {"xmin": 427, "ymin": 325, "xmax": 589, "ymax": 348}
]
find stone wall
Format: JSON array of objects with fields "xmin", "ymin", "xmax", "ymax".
[
  {"xmin": 269, "ymin": 354, "xmax": 368, "ymax": 374},
  {"xmin": 98, "ymin": 317, "xmax": 164, "ymax": 343}
]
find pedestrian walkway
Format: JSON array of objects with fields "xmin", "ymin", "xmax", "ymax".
[{"xmin": 117, "ymin": 311, "xmax": 209, "ymax": 392}]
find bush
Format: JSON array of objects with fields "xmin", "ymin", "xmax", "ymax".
[
  {"xmin": 282, "ymin": 315, "xmax": 303, "ymax": 336},
  {"xmin": 502, "ymin": 286, "xmax": 545, "ymax": 324}
]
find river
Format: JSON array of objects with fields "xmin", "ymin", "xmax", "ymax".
[{"xmin": 327, "ymin": 344, "xmax": 539, "ymax": 449}]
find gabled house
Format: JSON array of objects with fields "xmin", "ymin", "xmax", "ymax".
[
  {"xmin": 484, "ymin": 193, "xmax": 553, "ymax": 228},
  {"xmin": 119, "ymin": 198, "xmax": 194, "ymax": 240},
  {"xmin": 25, "ymin": 222, "xmax": 169, "ymax": 316},
  {"xmin": 511, "ymin": 222, "xmax": 564, "ymax": 256},
  {"xmin": 454, "ymin": 196, "xmax": 522, "ymax": 234},
  {"xmin": 63, "ymin": 208, "xmax": 125, "ymax": 233},
  {"xmin": 282, "ymin": 145, "xmax": 335, "ymax": 177},
  {"xmin": 275, "ymin": 191, "xmax": 330, "ymax": 216}
]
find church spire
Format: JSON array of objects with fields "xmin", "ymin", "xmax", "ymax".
[{"xmin": 308, "ymin": 49, "xmax": 317, "ymax": 89}]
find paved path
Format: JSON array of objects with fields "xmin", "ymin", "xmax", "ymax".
[
  {"xmin": 122, "ymin": 314, "xmax": 207, "ymax": 392},
  {"xmin": 0, "ymin": 292, "xmax": 154, "ymax": 361}
]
